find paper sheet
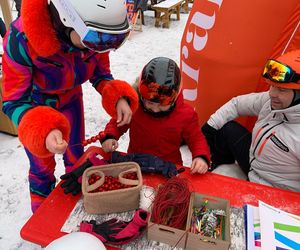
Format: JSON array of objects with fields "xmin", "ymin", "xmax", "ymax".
[{"xmin": 259, "ymin": 201, "xmax": 300, "ymax": 250}]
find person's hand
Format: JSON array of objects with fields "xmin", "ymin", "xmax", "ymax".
[
  {"xmin": 201, "ymin": 122, "xmax": 221, "ymax": 170},
  {"xmin": 201, "ymin": 122, "xmax": 218, "ymax": 147},
  {"xmin": 102, "ymin": 139, "xmax": 119, "ymax": 152},
  {"xmin": 190, "ymin": 157, "xmax": 209, "ymax": 174},
  {"xmin": 45, "ymin": 129, "xmax": 68, "ymax": 154},
  {"xmin": 60, "ymin": 159, "xmax": 93, "ymax": 195},
  {"xmin": 116, "ymin": 97, "xmax": 132, "ymax": 127}
]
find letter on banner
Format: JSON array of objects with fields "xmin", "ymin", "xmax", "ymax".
[{"xmin": 180, "ymin": 0, "xmax": 299, "ymax": 127}]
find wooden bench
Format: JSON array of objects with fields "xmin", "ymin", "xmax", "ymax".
[
  {"xmin": 151, "ymin": 0, "xmax": 184, "ymax": 28},
  {"xmin": 182, "ymin": 0, "xmax": 192, "ymax": 13}
]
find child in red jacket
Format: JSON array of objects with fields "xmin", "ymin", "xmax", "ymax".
[{"xmin": 101, "ymin": 57, "xmax": 210, "ymax": 174}]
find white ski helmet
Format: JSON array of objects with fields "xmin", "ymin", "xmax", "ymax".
[
  {"xmin": 45, "ymin": 232, "xmax": 106, "ymax": 250},
  {"xmin": 49, "ymin": 0, "xmax": 130, "ymax": 52}
]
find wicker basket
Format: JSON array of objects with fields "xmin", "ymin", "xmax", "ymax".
[{"xmin": 82, "ymin": 162, "xmax": 143, "ymax": 214}]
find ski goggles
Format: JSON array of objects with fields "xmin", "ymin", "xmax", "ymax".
[
  {"xmin": 50, "ymin": 0, "xmax": 130, "ymax": 53},
  {"xmin": 139, "ymin": 80, "xmax": 179, "ymax": 106},
  {"xmin": 262, "ymin": 59, "xmax": 300, "ymax": 83},
  {"xmin": 81, "ymin": 29, "xmax": 129, "ymax": 53}
]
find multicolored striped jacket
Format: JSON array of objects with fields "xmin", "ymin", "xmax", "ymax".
[{"xmin": 2, "ymin": 18, "xmax": 113, "ymax": 127}]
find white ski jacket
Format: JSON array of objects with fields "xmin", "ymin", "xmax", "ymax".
[{"xmin": 208, "ymin": 91, "xmax": 300, "ymax": 192}]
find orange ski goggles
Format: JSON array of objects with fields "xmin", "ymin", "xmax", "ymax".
[{"xmin": 262, "ymin": 59, "xmax": 300, "ymax": 83}]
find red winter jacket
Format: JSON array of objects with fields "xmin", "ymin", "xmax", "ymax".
[{"xmin": 103, "ymin": 93, "xmax": 210, "ymax": 165}]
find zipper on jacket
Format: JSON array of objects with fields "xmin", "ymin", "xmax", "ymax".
[
  {"xmin": 37, "ymin": 57, "xmax": 64, "ymax": 68},
  {"xmin": 257, "ymin": 132, "xmax": 275, "ymax": 156},
  {"xmin": 83, "ymin": 52, "xmax": 96, "ymax": 63},
  {"xmin": 252, "ymin": 123, "xmax": 269, "ymax": 146},
  {"xmin": 252, "ymin": 121, "xmax": 284, "ymax": 156},
  {"xmin": 249, "ymin": 122, "xmax": 282, "ymax": 169},
  {"xmin": 249, "ymin": 157, "xmax": 255, "ymax": 166}
]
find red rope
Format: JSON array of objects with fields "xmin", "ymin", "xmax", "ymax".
[{"xmin": 151, "ymin": 176, "xmax": 191, "ymax": 229}]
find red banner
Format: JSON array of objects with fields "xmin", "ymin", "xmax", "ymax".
[{"xmin": 180, "ymin": 0, "xmax": 300, "ymax": 127}]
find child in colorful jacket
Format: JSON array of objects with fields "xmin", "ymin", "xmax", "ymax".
[
  {"xmin": 101, "ymin": 57, "xmax": 210, "ymax": 174},
  {"xmin": 1, "ymin": 0, "xmax": 138, "ymax": 212}
]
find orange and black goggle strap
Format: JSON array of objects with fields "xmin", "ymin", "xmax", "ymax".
[{"xmin": 262, "ymin": 59, "xmax": 300, "ymax": 83}]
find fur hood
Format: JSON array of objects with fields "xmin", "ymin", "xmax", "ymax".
[{"xmin": 22, "ymin": 0, "xmax": 61, "ymax": 57}]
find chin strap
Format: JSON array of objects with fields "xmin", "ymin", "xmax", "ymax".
[{"xmin": 140, "ymin": 99, "xmax": 176, "ymax": 118}]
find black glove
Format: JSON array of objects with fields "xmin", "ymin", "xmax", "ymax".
[
  {"xmin": 201, "ymin": 122, "xmax": 219, "ymax": 171},
  {"xmin": 60, "ymin": 159, "xmax": 93, "ymax": 195},
  {"xmin": 110, "ymin": 151, "xmax": 178, "ymax": 178},
  {"xmin": 80, "ymin": 218, "xmax": 128, "ymax": 244},
  {"xmin": 201, "ymin": 122, "xmax": 218, "ymax": 147}
]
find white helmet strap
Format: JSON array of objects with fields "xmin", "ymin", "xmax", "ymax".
[{"xmin": 49, "ymin": 0, "xmax": 89, "ymax": 38}]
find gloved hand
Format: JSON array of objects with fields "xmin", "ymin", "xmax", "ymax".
[
  {"xmin": 80, "ymin": 209, "xmax": 149, "ymax": 245},
  {"xmin": 110, "ymin": 151, "xmax": 178, "ymax": 178},
  {"xmin": 60, "ymin": 159, "xmax": 93, "ymax": 195},
  {"xmin": 201, "ymin": 122, "xmax": 219, "ymax": 171},
  {"xmin": 201, "ymin": 122, "xmax": 218, "ymax": 148}
]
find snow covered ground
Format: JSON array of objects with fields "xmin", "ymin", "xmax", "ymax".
[{"xmin": 0, "ymin": 5, "xmax": 246, "ymax": 250}]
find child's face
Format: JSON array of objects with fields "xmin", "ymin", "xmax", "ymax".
[{"xmin": 143, "ymin": 100, "xmax": 172, "ymax": 113}]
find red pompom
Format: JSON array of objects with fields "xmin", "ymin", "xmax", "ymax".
[
  {"xmin": 97, "ymin": 80, "xmax": 139, "ymax": 118},
  {"xmin": 18, "ymin": 106, "xmax": 70, "ymax": 157}
]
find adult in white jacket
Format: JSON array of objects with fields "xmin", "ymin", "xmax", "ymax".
[{"xmin": 202, "ymin": 50, "xmax": 300, "ymax": 192}]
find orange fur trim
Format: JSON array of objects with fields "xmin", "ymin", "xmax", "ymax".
[
  {"xmin": 22, "ymin": 0, "xmax": 61, "ymax": 57},
  {"xmin": 99, "ymin": 80, "xmax": 139, "ymax": 117},
  {"xmin": 18, "ymin": 106, "xmax": 70, "ymax": 157}
]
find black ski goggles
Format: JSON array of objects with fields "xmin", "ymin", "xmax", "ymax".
[{"xmin": 262, "ymin": 59, "xmax": 300, "ymax": 83}]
